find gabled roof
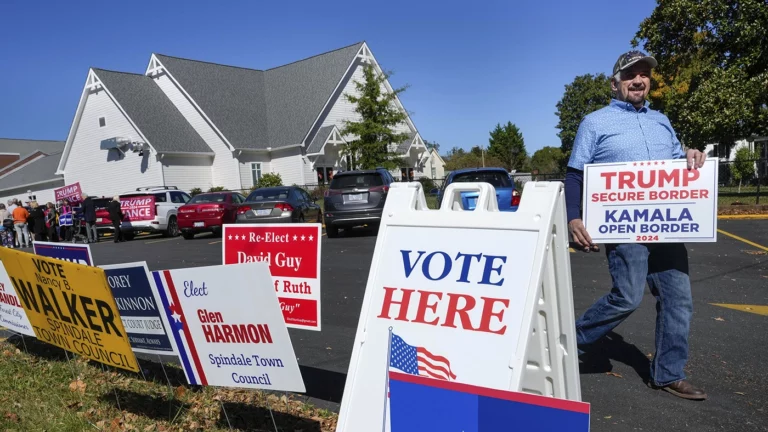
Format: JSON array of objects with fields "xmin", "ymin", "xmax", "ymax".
[
  {"xmin": 397, "ymin": 131, "xmax": 418, "ymax": 153},
  {"xmin": 306, "ymin": 125, "xmax": 337, "ymax": 155},
  {"xmin": 0, "ymin": 138, "xmax": 64, "ymax": 159},
  {"xmin": 153, "ymin": 42, "xmax": 364, "ymax": 150},
  {"xmin": 152, "ymin": 55, "xmax": 269, "ymax": 150},
  {"xmin": 0, "ymin": 152, "xmax": 63, "ymax": 192},
  {"xmin": 94, "ymin": 69, "xmax": 212, "ymax": 154}
]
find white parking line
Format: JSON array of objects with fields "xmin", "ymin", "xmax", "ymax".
[{"xmin": 209, "ymin": 240, "xmax": 222, "ymax": 245}]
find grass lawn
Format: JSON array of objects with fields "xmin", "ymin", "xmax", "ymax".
[{"xmin": 0, "ymin": 336, "xmax": 337, "ymax": 432}]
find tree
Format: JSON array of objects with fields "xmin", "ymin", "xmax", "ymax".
[
  {"xmin": 732, "ymin": 146, "xmax": 756, "ymax": 193},
  {"xmin": 530, "ymin": 146, "xmax": 565, "ymax": 174},
  {"xmin": 487, "ymin": 122, "xmax": 528, "ymax": 171},
  {"xmin": 633, "ymin": 0, "xmax": 768, "ymax": 149},
  {"xmin": 340, "ymin": 64, "xmax": 411, "ymax": 170},
  {"xmin": 424, "ymin": 140, "xmax": 440, "ymax": 153},
  {"xmin": 444, "ymin": 146, "xmax": 503, "ymax": 171},
  {"xmin": 555, "ymin": 73, "xmax": 612, "ymax": 162}
]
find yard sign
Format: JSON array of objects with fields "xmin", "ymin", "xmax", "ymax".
[
  {"xmin": 583, "ymin": 158, "xmax": 718, "ymax": 243},
  {"xmin": 336, "ymin": 182, "xmax": 587, "ymax": 432}
]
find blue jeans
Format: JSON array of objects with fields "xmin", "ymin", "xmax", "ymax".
[{"xmin": 575, "ymin": 243, "xmax": 693, "ymax": 386}]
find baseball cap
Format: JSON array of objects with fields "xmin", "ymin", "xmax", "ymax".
[{"xmin": 613, "ymin": 50, "xmax": 658, "ymax": 75}]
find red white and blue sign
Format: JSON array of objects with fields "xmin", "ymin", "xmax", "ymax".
[
  {"xmin": 32, "ymin": 241, "xmax": 93, "ymax": 266},
  {"xmin": 101, "ymin": 262, "xmax": 178, "ymax": 356},
  {"xmin": 152, "ymin": 263, "xmax": 304, "ymax": 391}
]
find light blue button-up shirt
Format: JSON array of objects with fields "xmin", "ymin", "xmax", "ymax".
[{"xmin": 568, "ymin": 99, "xmax": 685, "ymax": 171}]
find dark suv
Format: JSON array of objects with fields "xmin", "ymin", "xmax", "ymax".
[{"xmin": 323, "ymin": 168, "xmax": 395, "ymax": 237}]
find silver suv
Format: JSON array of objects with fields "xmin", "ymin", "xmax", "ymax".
[{"xmin": 119, "ymin": 186, "xmax": 191, "ymax": 240}]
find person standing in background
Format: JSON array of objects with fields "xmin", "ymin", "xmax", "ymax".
[
  {"xmin": 30, "ymin": 201, "xmax": 47, "ymax": 242},
  {"xmin": 0, "ymin": 204, "xmax": 13, "ymax": 248},
  {"xmin": 12, "ymin": 201, "xmax": 30, "ymax": 248},
  {"xmin": 108, "ymin": 196, "xmax": 124, "ymax": 243},
  {"xmin": 81, "ymin": 193, "xmax": 98, "ymax": 243},
  {"xmin": 58, "ymin": 199, "xmax": 73, "ymax": 241},
  {"xmin": 45, "ymin": 202, "xmax": 59, "ymax": 242}
]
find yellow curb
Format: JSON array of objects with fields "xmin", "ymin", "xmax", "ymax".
[
  {"xmin": 717, "ymin": 229, "xmax": 768, "ymax": 252},
  {"xmin": 717, "ymin": 214, "xmax": 768, "ymax": 220}
]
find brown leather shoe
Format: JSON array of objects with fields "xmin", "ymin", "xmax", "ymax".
[{"xmin": 652, "ymin": 380, "xmax": 708, "ymax": 400}]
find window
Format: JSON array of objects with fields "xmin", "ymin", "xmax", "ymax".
[
  {"xmin": 452, "ymin": 171, "xmax": 512, "ymax": 188},
  {"xmin": 431, "ymin": 166, "xmax": 436, "ymax": 178},
  {"xmin": 152, "ymin": 193, "xmax": 168, "ymax": 203},
  {"xmin": 98, "ymin": 117, "xmax": 106, "ymax": 127},
  {"xmin": 301, "ymin": 190, "xmax": 312, "ymax": 203},
  {"xmin": 291, "ymin": 188, "xmax": 304, "ymax": 202},
  {"xmin": 251, "ymin": 163, "xmax": 262, "ymax": 185},
  {"xmin": 316, "ymin": 167, "xmax": 335, "ymax": 185},
  {"xmin": 330, "ymin": 174, "xmax": 383, "ymax": 189},
  {"xmin": 246, "ymin": 188, "xmax": 289, "ymax": 202},
  {"xmin": 170, "ymin": 191, "xmax": 188, "ymax": 204},
  {"xmin": 188, "ymin": 193, "xmax": 227, "ymax": 204}
]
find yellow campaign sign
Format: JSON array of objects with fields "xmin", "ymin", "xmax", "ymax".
[{"xmin": 0, "ymin": 247, "xmax": 138, "ymax": 372}]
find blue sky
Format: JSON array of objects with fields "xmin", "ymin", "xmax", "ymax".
[{"xmin": 0, "ymin": 0, "xmax": 657, "ymax": 155}]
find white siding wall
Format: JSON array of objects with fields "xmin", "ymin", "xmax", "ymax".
[
  {"xmin": 238, "ymin": 153, "xmax": 271, "ymax": 189},
  {"xmin": 63, "ymin": 88, "xmax": 163, "ymax": 197},
  {"xmin": 152, "ymin": 73, "xmax": 241, "ymax": 190},
  {"xmin": 269, "ymin": 147, "xmax": 304, "ymax": 186},
  {"xmin": 0, "ymin": 182, "xmax": 62, "ymax": 206},
  {"xmin": 160, "ymin": 155, "xmax": 213, "ymax": 192}
]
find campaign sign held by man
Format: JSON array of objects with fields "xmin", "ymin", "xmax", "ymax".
[
  {"xmin": 101, "ymin": 262, "xmax": 178, "ymax": 355},
  {"xmin": 33, "ymin": 241, "xmax": 93, "ymax": 266},
  {"xmin": 223, "ymin": 224, "xmax": 322, "ymax": 331},
  {"xmin": 152, "ymin": 263, "xmax": 305, "ymax": 391},
  {"xmin": 121, "ymin": 196, "xmax": 156, "ymax": 222},
  {"xmin": 582, "ymin": 158, "xmax": 718, "ymax": 243}
]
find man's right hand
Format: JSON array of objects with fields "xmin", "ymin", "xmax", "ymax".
[{"xmin": 568, "ymin": 219, "xmax": 600, "ymax": 252}]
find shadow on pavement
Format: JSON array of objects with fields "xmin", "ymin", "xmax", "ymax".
[
  {"xmin": 299, "ymin": 365, "xmax": 347, "ymax": 403},
  {"xmin": 578, "ymin": 331, "xmax": 651, "ymax": 384}
]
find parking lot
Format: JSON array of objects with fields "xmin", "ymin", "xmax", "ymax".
[{"xmin": 27, "ymin": 219, "xmax": 768, "ymax": 431}]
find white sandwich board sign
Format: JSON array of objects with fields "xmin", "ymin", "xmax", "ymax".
[{"xmin": 336, "ymin": 181, "xmax": 587, "ymax": 432}]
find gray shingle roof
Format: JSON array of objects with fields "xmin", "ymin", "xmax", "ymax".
[
  {"xmin": 153, "ymin": 55, "xmax": 269, "ymax": 150},
  {"xmin": 0, "ymin": 138, "xmax": 64, "ymax": 159},
  {"xmin": 155, "ymin": 42, "xmax": 364, "ymax": 150},
  {"xmin": 0, "ymin": 152, "xmax": 63, "ymax": 191},
  {"xmin": 397, "ymin": 131, "xmax": 417, "ymax": 153},
  {"xmin": 306, "ymin": 125, "xmax": 336, "ymax": 155},
  {"xmin": 94, "ymin": 69, "xmax": 212, "ymax": 154}
]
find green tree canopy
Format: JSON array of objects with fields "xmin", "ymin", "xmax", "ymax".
[
  {"xmin": 487, "ymin": 122, "xmax": 528, "ymax": 171},
  {"xmin": 444, "ymin": 146, "xmax": 503, "ymax": 171},
  {"xmin": 634, "ymin": 0, "xmax": 768, "ymax": 150},
  {"xmin": 424, "ymin": 140, "xmax": 440, "ymax": 153},
  {"xmin": 555, "ymin": 73, "xmax": 612, "ymax": 161},
  {"xmin": 340, "ymin": 64, "xmax": 411, "ymax": 170},
  {"xmin": 530, "ymin": 146, "xmax": 565, "ymax": 174}
]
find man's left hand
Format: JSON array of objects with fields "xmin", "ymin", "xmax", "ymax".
[{"xmin": 686, "ymin": 149, "xmax": 706, "ymax": 169}]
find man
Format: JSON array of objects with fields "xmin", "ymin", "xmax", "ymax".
[
  {"xmin": 565, "ymin": 50, "xmax": 707, "ymax": 400},
  {"xmin": 81, "ymin": 193, "xmax": 98, "ymax": 243},
  {"xmin": 11, "ymin": 201, "xmax": 30, "ymax": 248},
  {"xmin": 107, "ymin": 196, "xmax": 124, "ymax": 243}
]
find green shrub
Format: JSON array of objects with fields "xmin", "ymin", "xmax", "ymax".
[
  {"xmin": 250, "ymin": 173, "xmax": 283, "ymax": 191},
  {"xmin": 208, "ymin": 186, "xmax": 226, "ymax": 192},
  {"xmin": 309, "ymin": 185, "xmax": 327, "ymax": 201},
  {"xmin": 418, "ymin": 177, "xmax": 437, "ymax": 194},
  {"xmin": 189, "ymin": 187, "xmax": 202, "ymax": 197}
]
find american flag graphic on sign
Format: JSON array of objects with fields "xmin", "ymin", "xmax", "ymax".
[{"xmin": 389, "ymin": 333, "xmax": 457, "ymax": 381}]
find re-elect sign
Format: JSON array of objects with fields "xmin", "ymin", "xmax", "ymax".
[
  {"xmin": 583, "ymin": 158, "xmax": 718, "ymax": 243},
  {"xmin": 153, "ymin": 263, "xmax": 305, "ymax": 391},
  {"xmin": 222, "ymin": 224, "xmax": 322, "ymax": 331},
  {"xmin": 121, "ymin": 195, "xmax": 155, "ymax": 222},
  {"xmin": 101, "ymin": 262, "xmax": 177, "ymax": 355},
  {"xmin": 33, "ymin": 241, "xmax": 93, "ymax": 266}
]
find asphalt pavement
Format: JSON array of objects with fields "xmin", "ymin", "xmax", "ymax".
[{"xmin": 14, "ymin": 220, "xmax": 768, "ymax": 431}]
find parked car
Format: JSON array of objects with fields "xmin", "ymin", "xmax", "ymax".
[
  {"xmin": 435, "ymin": 168, "xmax": 520, "ymax": 211},
  {"xmin": 323, "ymin": 168, "xmax": 396, "ymax": 238},
  {"xmin": 178, "ymin": 191, "xmax": 247, "ymax": 239},
  {"xmin": 119, "ymin": 186, "xmax": 191, "ymax": 240},
  {"xmin": 93, "ymin": 197, "xmax": 115, "ymax": 234},
  {"xmin": 236, "ymin": 186, "xmax": 321, "ymax": 224}
]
